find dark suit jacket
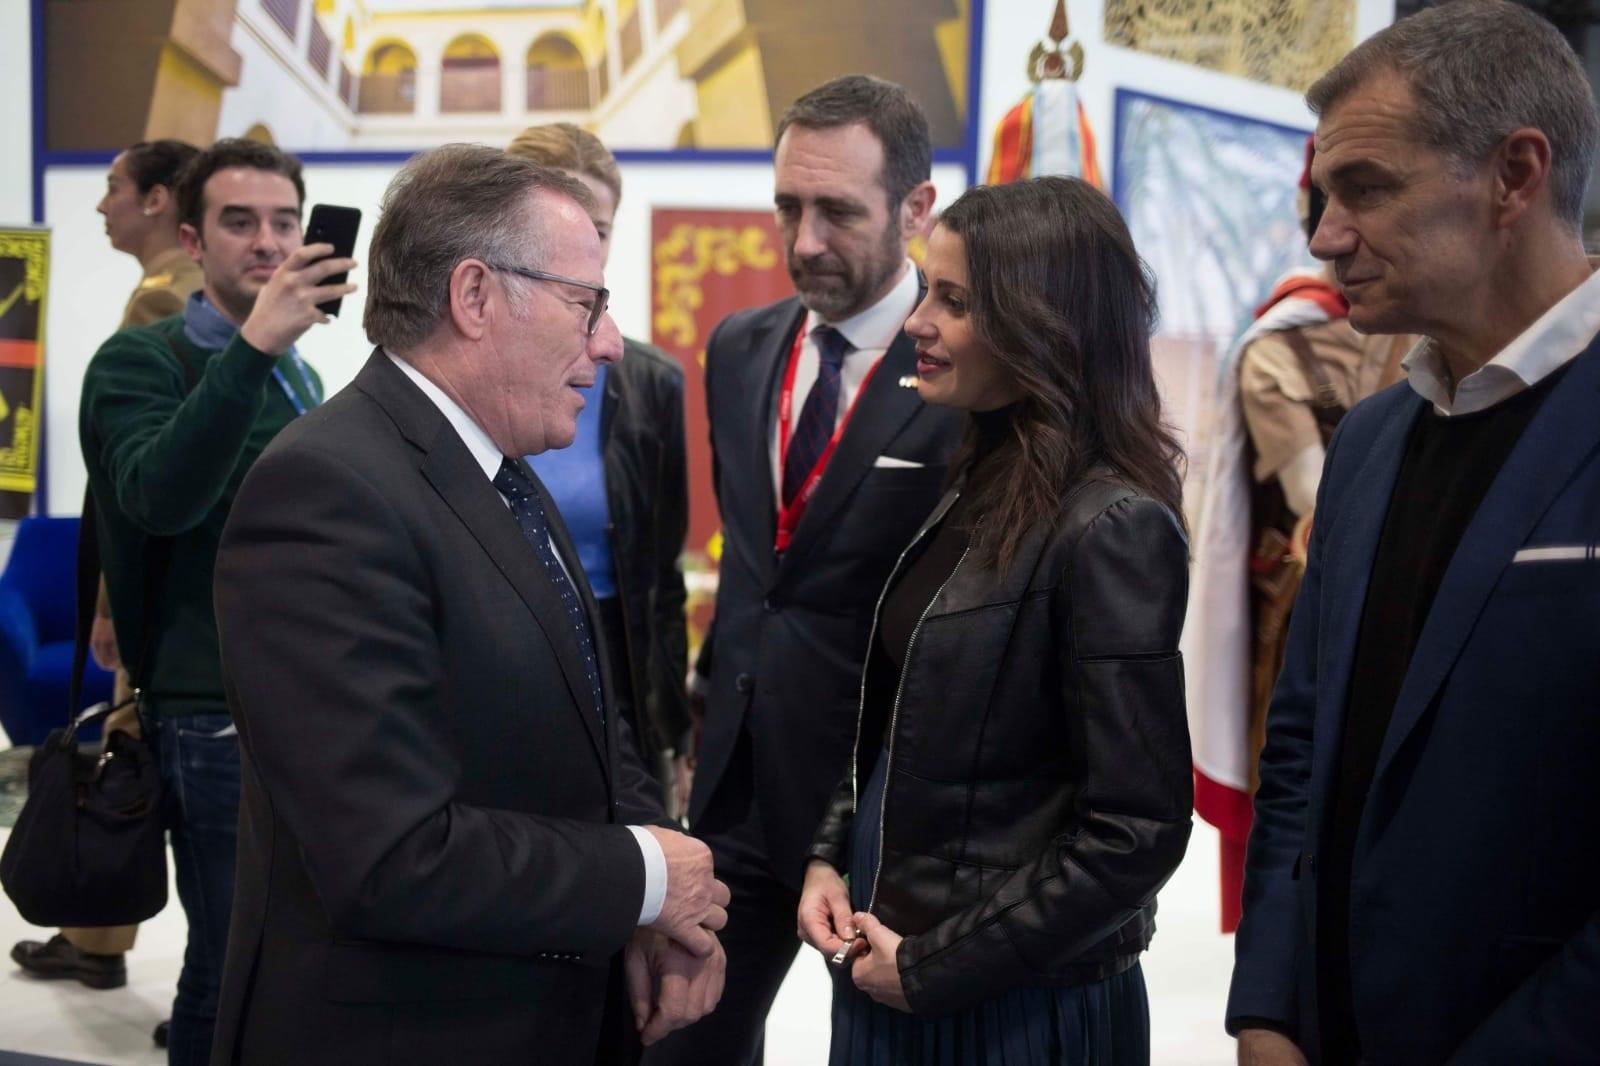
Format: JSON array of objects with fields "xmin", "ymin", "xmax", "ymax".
[
  {"xmin": 600, "ymin": 337, "xmax": 690, "ymax": 764},
  {"xmin": 690, "ymin": 291, "xmax": 964, "ymax": 888},
  {"xmin": 212, "ymin": 351, "xmax": 664, "ymax": 1065},
  {"xmin": 1228, "ymin": 335, "xmax": 1600, "ymax": 1062}
]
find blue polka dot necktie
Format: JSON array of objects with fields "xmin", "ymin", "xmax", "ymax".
[
  {"xmin": 494, "ymin": 458, "xmax": 604, "ymax": 722},
  {"xmin": 783, "ymin": 324, "xmax": 853, "ymax": 507}
]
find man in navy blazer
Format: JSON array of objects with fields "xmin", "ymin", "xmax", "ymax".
[{"xmin": 1229, "ymin": 3, "xmax": 1600, "ymax": 1063}]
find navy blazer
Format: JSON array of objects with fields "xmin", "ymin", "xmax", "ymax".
[{"xmin": 1228, "ymin": 333, "xmax": 1600, "ymax": 1062}]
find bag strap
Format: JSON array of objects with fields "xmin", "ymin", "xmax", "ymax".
[
  {"xmin": 69, "ymin": 326, "xmax": 202, "ymax": 726},
  {"xmin": 67, "ymin": 486, "xmax": 102, "ymax": 728},
  {"xmin": 1281, "ymin": 329, "xmax": 1348, "ymax": 443}
]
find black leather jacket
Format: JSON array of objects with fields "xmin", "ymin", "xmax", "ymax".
[
  {"xmin": 601, "ymin": 337, "xmax": 690, "ymax": 765},
  {"xmin": 809, "ymin": 475, "xmax": 1193, "ymax": 1018}
]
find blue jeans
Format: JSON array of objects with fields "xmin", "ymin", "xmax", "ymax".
[{"xmin": 154, "ymin": 711, "xmax": 240, "ymax": 1066}]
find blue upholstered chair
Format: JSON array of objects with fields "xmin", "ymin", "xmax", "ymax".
[{"xmin": 0, "ymin": 516, "xmax": 113, "ymax": 747}]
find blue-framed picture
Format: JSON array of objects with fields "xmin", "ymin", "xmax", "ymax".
[
  {"xmin": 1111, "ymin": 88, "xmax": 1313, "ymax": 510},
  {"xmin": 30, "ymin": 0, "xmax": 986, "ymax": 222},
  {"xmin": 1113, "ymin": 88, "xmax": 1313, "ymax": 347}
]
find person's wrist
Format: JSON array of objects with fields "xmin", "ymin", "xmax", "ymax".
[
  {"xmin": 805, "ymin": 857, "xmax": 840, "ymax": 881},
  {"xmin": 238, "ymin": 316, "xmax": 288, "ymax": 357}
]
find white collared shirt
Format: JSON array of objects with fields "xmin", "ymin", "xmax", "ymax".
[
  {"xmin": 769, "ymin": 262, "xmax": 921, "ymax": 495},
  {"xmin": 1403, "ymin": 265, "xmax": 1600, "ymax": 416},
  {"xmin": 387, "ymin": 352, "xmax": 667, "ymax": 926}
]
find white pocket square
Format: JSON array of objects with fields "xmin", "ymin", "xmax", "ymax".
[
  {"xmin": 873, "ymin": 455, "xmax": 925, "ymax": 469},
  {"xmin": 1512, "ymin": 544, "xmax": 1594, "ymax": 563}
]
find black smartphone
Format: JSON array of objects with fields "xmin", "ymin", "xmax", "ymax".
[{"xmin": 303, "ymin": 204, "xmax": 362, "ymax": 317}]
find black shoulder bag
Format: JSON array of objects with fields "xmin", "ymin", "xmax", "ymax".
[{"xmin": 0, "ymin": 336, "xmax": 198, "ymax": 926}]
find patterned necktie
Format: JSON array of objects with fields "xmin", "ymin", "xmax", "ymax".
[
  {"xmin": 783, "ymin": 324, "xmax": 853, "ymax": 507},
  {"xmin": 493, "ymin": 458, "xmax": 604, "ymax": 722}
]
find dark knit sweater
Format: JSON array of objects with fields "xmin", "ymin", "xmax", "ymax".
[{"xmin": 77, "ymin": 314, "xmax": 320, "ymax": 716}]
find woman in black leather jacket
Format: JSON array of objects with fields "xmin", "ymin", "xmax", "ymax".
[{"xmin": 798, "ymin": 176, "xmax": 1193, "ymax": 1064}]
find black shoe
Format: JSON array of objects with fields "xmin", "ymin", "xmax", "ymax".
[
  {"xmin": 153, "ymin": 1019, "xmax": 169, "ymax": 1048},
  {"xmin": 10, "ymin": 934, "xmax": 127, "ymax": 990}
]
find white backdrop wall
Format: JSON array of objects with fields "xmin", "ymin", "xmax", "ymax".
[{"xmin": 19, "ymin": 0, "xmax": 1395, "ymax": 517}]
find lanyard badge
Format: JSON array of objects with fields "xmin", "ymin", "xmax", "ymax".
[{"xmin": 271, "ymin": 352, "xmax": 320, "ymax": 416}]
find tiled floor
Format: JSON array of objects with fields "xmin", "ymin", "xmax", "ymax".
[{"xmin": 0, "ymin": 821, "xmax": 1235, "ymax": 1064}]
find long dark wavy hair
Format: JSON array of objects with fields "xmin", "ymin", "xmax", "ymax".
[{"xmin": 938, "ymin": 176, "xmax": 1185, "ymax": 573}]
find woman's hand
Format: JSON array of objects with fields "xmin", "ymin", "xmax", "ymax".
[
  {"xmin": 797, "ymin": 859, "xmax": 855, "ymax": 957},
  {"xmin": 850, "ymin": 912, "xmax": 911, "ymax": 1013}
]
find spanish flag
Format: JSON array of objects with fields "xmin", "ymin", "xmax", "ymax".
[{"xmin": 986, "ymin": 80, "xmax": 1102, "ymax": 188}]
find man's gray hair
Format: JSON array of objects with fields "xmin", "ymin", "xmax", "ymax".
[
  {"xmin": 1307, "ymin": 0, "xmax": 1598, "ymax": 229},
  {"xmin": 364, "ymin": 144, "xmax": 594, "ymax": 353}
]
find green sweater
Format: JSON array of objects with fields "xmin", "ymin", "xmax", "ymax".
[{"xmin": 78, "ymin": 315, "xmax": 322, "ymax": 716}]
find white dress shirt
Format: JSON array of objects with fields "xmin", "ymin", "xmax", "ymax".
[
  {"xmin": 388, "ymin": 352, "xmax": 667, "ymax": 926},
  {"xmin": 1403, "ymin": 265, "xmax": 1600, "ymax": 416},
  {"xmin": 769, "ymin": 262, "xmax": 921, "ymax": 496}
]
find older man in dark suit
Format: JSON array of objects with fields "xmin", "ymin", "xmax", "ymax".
[
  {"xmin": 212, "ymin": 146, "xmax": 728, "ymax": 1065},
  {"xmin": 646, "ymin": 75, "xmax": 964, "ymax": 1065},
  {"xmin": 1229, "ymin": 3, "xmax": 1600, "ymax": 1063}
]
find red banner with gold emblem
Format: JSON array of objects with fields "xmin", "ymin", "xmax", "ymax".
[
  {"xmin": 650, "ymin": 208, "xmax": 792, "ymax": 645},
  {"xmin": 0, "ymin": 228, "xmax": 49, "ymax": 519}
]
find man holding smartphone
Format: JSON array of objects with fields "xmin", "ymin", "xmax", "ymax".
[{"xmin": 78, "ymin": 137, "xmax": 354, "ymax": 1066}]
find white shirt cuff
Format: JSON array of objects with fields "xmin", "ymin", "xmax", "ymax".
[{"xmin": 627, "ymin": 824, "xmax": 667, "ymax": 926}]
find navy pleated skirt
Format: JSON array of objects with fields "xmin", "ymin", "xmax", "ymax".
[{"xmin": 830, "ymin": 758, "xmax": 1151, "ymax": 1066}]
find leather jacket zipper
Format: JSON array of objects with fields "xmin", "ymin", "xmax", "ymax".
[
  {"xmin": 850, "ymin": 493, "xmax": 960, "ymax": 814},
  {"xmin": 865, "ymin": 532, "xmax": 972, "ymax": 915}
]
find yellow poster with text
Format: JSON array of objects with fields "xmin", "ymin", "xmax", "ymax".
[{"xmin": 0, "ymin": 228, "xmax": 49, "ymax": 519}]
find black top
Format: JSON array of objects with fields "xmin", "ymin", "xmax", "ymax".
[
  {"xmin": 879, "ymin": 406, "xmax": 1014, "ymax": 667},
  {"xmin": 1317, "ymin": 368, "xmax": 1566, "ymax": 1061}
]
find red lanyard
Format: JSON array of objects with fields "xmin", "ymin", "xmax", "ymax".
[{"xmin": 775, "ymin": 323, "xmax": 881, "ymax": 552}]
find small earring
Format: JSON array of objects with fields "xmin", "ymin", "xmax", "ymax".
[{"xmin": 142, "ymin": 208, "xmax": 153, "ymax": 216}]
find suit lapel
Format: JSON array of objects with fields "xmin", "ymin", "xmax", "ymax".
[
  {"xmin": 1372, "ymin": 338, "xmax": 1600, "ymax": 786},
  {"xmin": 1308, "ymin": 391, "xmax": 1424, "ymax": 835},
  {"xmin": 358, "ymin": 352, "xmax": 609, "ymax": 772},
  {"xmin": 777, "ymin": 330, "xmax": 925, "ymax": 578},
  {"xmin": 419, "ymin": 446, "xmax": 609, "ymax": 772}
]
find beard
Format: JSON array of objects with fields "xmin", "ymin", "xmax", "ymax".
[{"xmin": 787, "ymin": 219, "xmax": 903, "ymax": 321}]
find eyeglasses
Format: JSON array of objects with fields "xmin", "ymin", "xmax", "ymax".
[{"xmin": 488, "ymin": 264, "xmax": 610, "ymax": 336}]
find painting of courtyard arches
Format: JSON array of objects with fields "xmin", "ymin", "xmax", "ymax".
[{"xmin": 43, "ymin": 0, "xmax": 978, "ymax": 157}]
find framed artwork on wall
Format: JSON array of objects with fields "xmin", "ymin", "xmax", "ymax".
[
  {"xmin": 37, "ymin": 0, "xmax": 983, "ymax": 171},
  {"xmin": 649, "ymin": 206, "xmax": 788, "ymax": 650},
  {"xmin": 1111, "ymin": 87, "xmax": 1313, "ymax": 515},
  {"xmin": 1103, "ymin": 0, "xmax": 1356, "ymax": 92}
]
